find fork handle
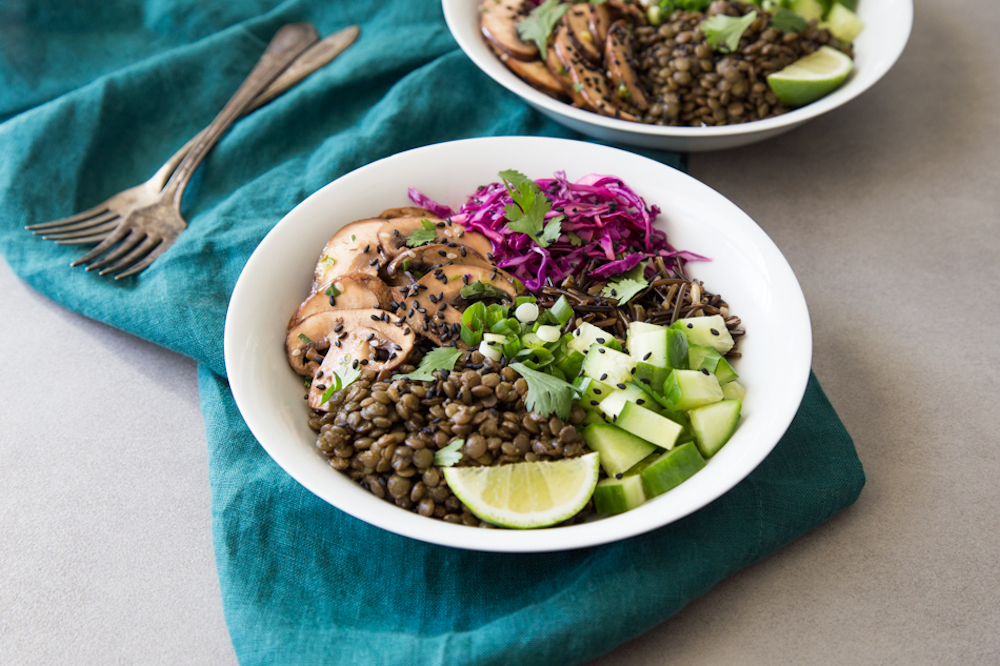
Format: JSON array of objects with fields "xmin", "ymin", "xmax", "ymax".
[{"xmin": 163, "ymin": 23, "xmax": 319, "ymax": 208}]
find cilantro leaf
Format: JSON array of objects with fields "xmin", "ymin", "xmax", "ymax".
[
  {"xmin": 297, "ymin": 333, "xmax": 313, "ymax": 344},
  {"xmin": 434, "ymin": 438, "xmax": 465, "ymax": 467},
  {"xmin": 601, "ymin": 261, "xmax": 649, "ymax": 304},
  {"xmin": 405, "ymin": 218, "xmax": 439, "ymax": 248},
  {"xmin": 318, "ymin": 354, "xmax": 363, "ymax": 405},
  {"xmin": 702, "ymin": 11, "xmax": 757, "ymax": 53},
  {"xmin": 499, "ymin": 169, "xmax": 557, "ymax": 247},
  {"xmin": 567, "ymin": 231, "xmax": 584, "ymax": 247},
  {"xmin": 510, "ymin": 362, "xmax": 581, "ymax": 419},
  {"xmin": 516, "ymin": 0, "xmax": 569, "ymax": 59},
  {"xmin": 460, "ymin": 280, "xmax": 511, "ymax": 300},
  {"xmin": 770, "ymin": 7, "xmax": 807, "ymax": 33},
  {"xmin": 537, "ymin": 216, "xmax": 564, "ymax": 248},
  {"xmin": 396, "ymin": 346, "xmax": 464, "ymax": 382}
]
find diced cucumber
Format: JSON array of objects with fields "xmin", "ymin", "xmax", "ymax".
[
  {"xmin": 689, "ymin": 399, "xmax": 742, "ymax": 458},
  {"xmin": 688, "ymin": 345, "xmax": 738, "ymax": 385},
  {"xmin": 581, "ymin": 408, "xmax": 608, "ymax": 428},
  {"xmin": 722, "ymin": 380, "xmax": 746, "ymax": 401},
  {"xmin": 633, "ymin": 362, "xmax": 671, "ymax": 396},
  {"xmin": 666, "ymin": 328, "xmax": 690, "ymax": 369},
  {"xmin": 568, "ymin": 322, "xmax": 622, "ymax": 354},
  {"xmin": 629, "ymin": 329, "xmax": 668, "ymax": 368},
  {"xmin": 625, "ymin": 321, "xmax": 663, "ymax": 351},
  {"xmin": 593, "ymin": 475, "xmax": 646, "ymax": 514},
  {"xmin": 556, "ymin": 349, "xmax": 586, "ymax": 380},
  {"xmin": 824, "ymin": 2, "xmax": 864, "ymax": 42},
  {"xmin": 582, "ymin": 344, "xmax": 635, "ymax": 386},
  {"xmin": 598, "ymin": 384, "xmax": 648, "ymax": 420},
  {"xmin": 663, "ymin": 369, "xmax": 724, "ymax": 411},
  {"xmin": 573, "ymin": 375, "xmax": 614, "ymax": 409},
  {"xmin": 788, "ymin": 0, "xmax": 824, "ymax": 21},
  {"xmin": 616, "ymin": 402, "xmax": 683, "ymax": 450},
  {"xmin": 582, "ymin": 423, "xmax": 657, "ymax": 477},
  {"xmin": 639, "ymin": 442, "xmax": 706, "ymax": 498},
  {"xmin": 672, "ymin": 315, "xmax": 734, "ymax": 355}
]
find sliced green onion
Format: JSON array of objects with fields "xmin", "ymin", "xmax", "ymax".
[
  {"xmin": 515, "ymin": 295, "xmax": 538, "ymax": 308},
  {"xmin": 536, "ymin": 325, "xmax": 561, "ymax": 343},
  {"xmin": 550, "ymin": 295, "xmax": 574, "ymax": 326},
  {"xmin": 324, "ymin": 284, "xmax": 341, "ymax": 298},
  {"xmin": 297, "ymin": 333, "xmax": 313, "ymax": 344}
]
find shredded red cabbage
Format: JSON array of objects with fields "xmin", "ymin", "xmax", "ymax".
[{"xmin": 409, "ymin": 172, "xmax": 707, "ymax": 292}]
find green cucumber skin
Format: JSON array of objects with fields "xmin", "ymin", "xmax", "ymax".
[
  {"xmin": 689, "ymin": 399, "xmax": 742, "ymax": 458},
  {"xmin": 629, "ymin": 329, "xmax": 668, "ymax": 368},
  {"xmin": 593, "ymin": 475, "xmax": 646, "ymax": 514},
  {"xmin": 671, "ymin": 315, "xmax": 734, "ymax": 355},
  {"xmin": 666, "ymin": 328, "xmax": 689, "ymax": 369},
  {"xmin": 582, "ymin": 344, "xmax": 635, "ymax": 386},
  {"xmin": 616, "ymin": 401, "xmax": 683, "ymax": 450},
  {"xmin": 569, "ymin": 322, "xmax": 622, "ymax": 354},
  {"xmin": 582, "ymin": 423, "xmax": 657, "ymax": 477},
  {"xmin": 640, "ymin": 442, "xmax": 707, "ymax": 498},
  {"xmin": 663, "ymin": 369, "xmax": 724, "ymax": 411}
]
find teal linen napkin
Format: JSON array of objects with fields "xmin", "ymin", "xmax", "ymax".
[{"xmin": 0, "ymin": 1, "xmax": 864, "ymax": 664}]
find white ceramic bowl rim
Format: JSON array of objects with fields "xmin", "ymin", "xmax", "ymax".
[
  {"xmin": 442, "ymin": 0, "xmax": 914, "ymax": 141},
  {"xmin": 224, "ymin": 137, "xmax": 813, "ymax": 552}
]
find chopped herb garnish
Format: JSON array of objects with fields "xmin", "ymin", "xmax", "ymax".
[
  {"xmin": 297, "ymin": 333, "xmax": 313, "ymax": 344},
  {"xmin": 601, "ymin": 261, "xmax": 649, "ymax": 304},
  {"xmin": 434, "ymin": 439, "xmax": 465, "ymax": 467},
  {"xmin": 510, "ymin": 362, "xmax": 581, "ymax": 419},
  {"xmin": 324, "ymin": 284, "xmax": 341, "ymax": 298},
  {"xmin": 350, "ymin": 235, "xmax": 356, "ymax": 241},
  {"xmin": 460, "ymin": 280, "xmax": 511, "ymax": 300},
  {"xmin": 498, "ymin": 169, "xmax": 564, "ymax": 249},
  {"xmin": 567, "ymin": 231, "xmax": 584, "ymax": 247},
  {"xmin": 516, "ymin": 0, "xmax": 569, "ymax": 59},
  {"xmin": 405, "ymin": 218, "xmax": 439, "ymax": 248},
  {"xmin": 396, "ymin": 346, "xmax": 464, "ymax": 382},
  {"xmin": 770, "ymin": 7, "xmax": 807, "ymax": 33},
  {"xmin": 702, "ymin": 10, "xmax": 757, "ymax": 53}
]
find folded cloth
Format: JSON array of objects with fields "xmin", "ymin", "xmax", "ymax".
[{"xmin": 0, "ymin": 1, "xmax": 864, "ymax": 664}]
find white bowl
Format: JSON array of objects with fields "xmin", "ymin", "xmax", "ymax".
[
  {"xmin": 442, "ymin": 0, "xmax": 912, "ymax": 151},
  {"xmin": 224, "ymin": 136, "xmax": 812, "ymax": 552}
]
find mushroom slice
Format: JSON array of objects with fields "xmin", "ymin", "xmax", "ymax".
[
  {"xmin": 605, "ymin": 20, "xmax": 651, "ymax": 111},
  {"xmin": 544, "ymin": 46, "xmax": 590, "ymax": 108},
  {"xmin": 565, "ymin": 5, "xmax": 602, "ymax": 65},
  {"xmin": 607, "ymin": 0, "xmax": 647, "ymax": 26},
  {"xmin": 289, "ymin": 274, "xmax": 393, "ymax": 329},
  {"xmin": 385, "ymin": 243, "xmax": 495, "ymax": 282},
  {"xmin": 554, "ymin": 27, "xmax": 639, "ymax": 122},
  {"xmin": 489, "ymin": 44, "xmax": 563, "ymax": 98},
  {"xmin": 480, "ymin": 0, "xmax": 538, "ymax": 62},
  {"xmin": 589, "ymin": 3, "xmax": 612, "ymax": 45},
  {"xmin": 305, "ymin": 310, "xmax": 417, "ymax": 411},
  {"xmin": 379, "ymin": 206, "xmax": 437, "ymax": 220},
  {"xmin": 312, "ymin": 218, "xmax": 385, "ymax": 292},
  {"xmin": 397, "ymin": 264, "xmax": 517, "ymax": 346},
  {"xmin": 377, "ymin": 217, "xmax": 493, "ymax": 260}
]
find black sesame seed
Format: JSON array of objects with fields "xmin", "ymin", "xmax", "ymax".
[
  {"xmin": 643, "ymin": 352, "xmax": 652, "ymax": 360},
  {"xmin": 640, "ymin": 378, "xmax": 651, "ymax": 385},
  {"xmin": 596, "ymin": 337, "xmax": 606, "ymax": 344},
  {"xmin": 701, "ymin": 368, "xmax": 710, "ymax": 375},
  {"xmin": 687, "ymin": 323, "xmax": 693, "ymax": 329},
  {"xmin": 637, "ymin": 399, "xmax": 645, "ymax": 405},
  {"xmin": 370, "ymin": 314, "xmax": 380, "ymax": 322},
  {"xmin": 352, "ymin": 359, "xmax": 359, "ymax": 369},
  {"xmin": 593, "ymin": 388, "xmax": 602, "ymax": 395},
  {"xmin": 615, "ymin": 473, "xmax": 623, "ymax": 480},
  {"xmin": 363, "ymin": 244, "xmax": 370, "ymax": 253},
  {"xmin": 616, "ymin": 383, "xmax": 626, "ymax": 389},
  {"xmin": 598, "ymin": 348, "xmax": 606, "ymax": 354},
  {"xmin": 710, "ymin": 328, "xmax": 720, "ymax": 336},
  {"xmin": 590, "ymin": 400, "xmax": 599, "ymax": 406}
]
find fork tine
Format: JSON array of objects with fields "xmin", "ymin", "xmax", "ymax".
[
  {"xmin": 25, "ymin": 204, "xmax": 111, "ymax": 231},
  {"xmin": 34, "ymin": 210, "xmax": 119, "ymax": 237},
  {"xmin": 86, "ymin": 229, "xmax": 146, "ymax": 271},
  {"xmin": 55, "ymin": 232, "xmax": 117, "ymax": 246},
  {"xmin": 98, "ymin": 235, "xmax": 162, "ymax": 276},
  {"xmin": 42, "ymin": 218, "xmax": 119, "ymax": 241},
  {"xmin": 72, "ymin": 224, "xmax": 132, "ymax": 267},
  {"xmin": 113, "ymin": 238, "xmax": 174, "ymax": 279}
]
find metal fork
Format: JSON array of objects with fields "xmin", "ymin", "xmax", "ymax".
[{"xmin": 26, "ymin": 25, "xmax": 359, "ymax": 250}]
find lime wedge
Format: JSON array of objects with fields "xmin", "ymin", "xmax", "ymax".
[
  {"xmin": 442, "ymin": 452, "xmax": 601, "ymax": 528},
  {"xmin": 766, "ymin": 46, "xmax": 854, "ymax": 107}
]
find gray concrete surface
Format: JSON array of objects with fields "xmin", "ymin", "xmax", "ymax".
[{"xmin": 2, "ymin": 0, "xmax": 998, "ymax": 663}]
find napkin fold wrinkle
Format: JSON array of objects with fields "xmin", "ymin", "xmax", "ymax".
[{"xmin": 0, "ymin": 1, "xmax": 863, "ymax": 665}]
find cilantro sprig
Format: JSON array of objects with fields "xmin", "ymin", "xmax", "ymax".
[
  {"xmin": 516, "ymin": 0, "xmax": 569, "ymax": 59},
  {"xmin": 702, "ymin": 10, "xmax": 757, "ymax": 53},
  {"xmin": 434, "ymin": 439, "xmax": 465, "ymax": 467},
  {"xmin": 319, "ymin": 354, "xmax": 363, "ymax": 405},
  {"xmin": 499, "ymin": 169, "xmax": 564, "ymax": 249},
  {"xmin": 770, "ymin": 7, "xmax": 807, "ymax": 33},
  {"xmin": 396, "ymin": 346, "xmax": 464, "ymax": 382},
  {"xmin": 510, "ymin": 362, "xmax": 581, "ymax": 420},
  {"xmin": 601, "ymin": 261, "xmax": 649, "ymax": 304},
  {"xmin": 460, "ymin": 280, "xmax": 511, "ymax": 300},
  {"xmin": 405, "ymin": 218, "xmax": 439, "ymax": 248}
]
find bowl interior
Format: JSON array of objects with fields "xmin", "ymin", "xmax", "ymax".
[
  {"xmin": 441, "ymin": 0, "xmax": 913, "ymax": 150},
  {"xmin": 224, "ymin": 136, "xmax": 812, "ymax": 552}
]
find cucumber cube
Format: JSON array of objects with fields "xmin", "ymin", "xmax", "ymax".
[
  {"xmin": 582, "ymin": 344, "xmax": 635, "ymax": 386},
  {"xmin": 593, "ymin": 475, "xmax": 646, "ymax": 515},
  {"xmin": 824, "ymin": 3, "xmax": 863, "ymax": 42},
  {"xmin": 672, "ymin": 315, "xmax": 734, "ymax": 355},
  {"xmin": 581, "ymin": 408, "xmax": 608, "ymax": 428},
  {"xmin": 597, "ymin": 383, "xmax": 649, "ymax": 420},
  {"xmin": 788, "ymin": 0, "xmax": 824, "ymax": 21},
  {"xmin": 663, "ymin": 369, "xmax": 724, "ymax": 411},
  {"xmin": 582, "ymin": 423, "xmax": 657, "ymax": 477},
  {"xmin": 626, "ymin": 321, "xmax": 663, "ymax": 351},
  {"xmin": 722, "ymin": 381, "xmax": 746, "ymax": 401},
  {"xmin": 633, "ymin": 362, "xmax": 671, "ymax": 397},
  {"xmin": 688, "ymin": 345, "xmax": 738, "ymax": 385},
  {"xmin": 568, "ymin": 322, "xmax": 622, "ymax": 354},
  {"xmin": 666, "ymin": 328, "xmax": 690, "ymax": 369},
  {"xmin": 689, "ymin": 399, "xmax": 742, "ymax": 458},
  {"xmin": 629, "ymin": 329, "xmax": 668, "ymax": 368},
  {"xmin": 616, "ymin": 401, "xmax": 683, "ymax": 450},
  {"xmin": 639, "ymin": 442, "xmax": 706, "ymax": 498},
  {"xmin": 573, "ymin": 375, "xmax": 614, "ymax": 408}
]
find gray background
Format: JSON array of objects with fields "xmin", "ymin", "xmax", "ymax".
[{"xmin": 2, "ymin": 0, "xmax": 998, "ymax": 663}]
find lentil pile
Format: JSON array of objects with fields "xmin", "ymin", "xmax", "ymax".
[
  {"xmin": 307, "ymin": 349, "xmax": 593, "ymax": 527},
  {"xmin": 635, "ymin": 1, "xmax": 854, "ymax": 126}
]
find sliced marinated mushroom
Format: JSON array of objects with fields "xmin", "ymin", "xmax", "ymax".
[
  {"xmin": 480, "ymin": 0, "xmax": 537, "ymax": 62},
  {"xmin": 304, "ymin": 310, "xmax": 417, "ymax": 411},
  {"xmin": 395, "ymin": 264, "xmax": 517, "ymax": 346},
  {"xmin": 545, "ymin": 45, "xmax": 590, "ymax": 108},
  {"xmin": 605, "ymin": 20, "xmax": 651, "ymax": 111},
  {"xmin": 379, "ymin": 206, "xmax": 437, "ymax": 220},
  {"xmin": 554, "ymin": 26, "xmax": 639, "ymax": 122},
  {"xmin": 565, "ymin": 5, "xmax": 601, "ymax": 65},
  {"xmin": 607, "ymin": 0, "xmax": 647, "ymax": 26},
  {"xmin": 289, "ymin": 274, "xmax": 393, "ymax": 329},
  {"xmin": 588, "ymin": 3, "xmax": 612, "ymax": 46},
  {"xmin": 312, "ymin": 218, "xmax": 385, "ymax": 292},
  {"xmin": 489, "ymin": 43, "xmax": 563, "ymax": 98},
  {"xmin": 377, "ymin": 216, "xmax": 493, "ymax": 260},
  {"xmin": 385, "ymin": 243, "xmax": 494, "ymax": 282}
]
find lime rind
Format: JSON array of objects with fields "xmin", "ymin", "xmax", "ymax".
[
  {"xmin": 443, "ymin": 452, "xmax": 601, "ymax": 529},
  {"xmin": 766, "ymin": 46, "xmax": 854, "ymax": 107}
]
